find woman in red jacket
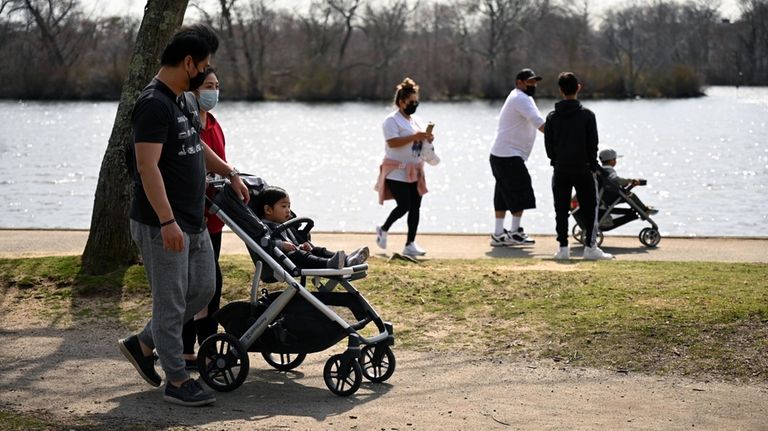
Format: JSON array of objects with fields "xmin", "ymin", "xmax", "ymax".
[{"xmin": 181, "ymin": 67, "xmax": 227, "ymax": 368}]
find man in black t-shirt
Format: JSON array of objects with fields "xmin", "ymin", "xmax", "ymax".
[
  {"xmin": 118, "ymin": 24, "xmax": 249, "ymax": 407},
  {"xmin": 544, "ymin": 72, "xmax": 613, "ymax": 261}
]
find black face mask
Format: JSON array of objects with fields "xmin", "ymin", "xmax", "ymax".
[
  {"xmin": 524, "ymin": 85, "xmax": 536, "ymax": 97},
  {"xmin": 403, "ymin": 101, "xmax": 419, "ymax": 115},
  {"xmin": 188, "ymin": 66, "xmax": 207, "ymax": 92}
]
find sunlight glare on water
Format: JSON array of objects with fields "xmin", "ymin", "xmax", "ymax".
[{"xmin": 0, "ymin": 86, "xmax": 766, "ymax": 237}]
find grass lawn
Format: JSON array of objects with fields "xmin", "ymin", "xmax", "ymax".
[{"xmin": 1, "ymin": 255, "xmax": 766, "ymax": 383}]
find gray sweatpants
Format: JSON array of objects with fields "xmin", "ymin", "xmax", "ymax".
[{"xmin": 130, "ymin": 219, "xmax": 215, "ymax": 383}]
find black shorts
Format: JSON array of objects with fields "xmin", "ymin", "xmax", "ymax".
[{"xmin": 490, "ymin": 154, "xmax": 536, "ymax": 213}]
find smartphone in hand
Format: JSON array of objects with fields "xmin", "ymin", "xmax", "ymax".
[{"xmin": 426, "ymin": 122, "xmax": 435, "ymax": 134}]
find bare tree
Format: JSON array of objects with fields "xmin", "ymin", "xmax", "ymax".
[
  {"xmin": 738, "ymin": 0, "xmax": 768, "ymax": 83},
  {"xmin": 82, "ymin": 0, "xmax": 189, "ymax": 275},
  {"xmin": 361, "ymin": 0, "xmax": 417, "ymax": 98},
  {"xmin": 470, "ymin": 0, "xmax": 532, "ymax": 97},
  {"xmin": 5, "ymin": 0, "xmax": 92, "ymax": 95},
  {"xmin": 601, "ymin": 5, "xmax": 649, "ymax": 96},
  {"xmin": 235, "ymin": 0, "xmax": 276, "ymax": 99},
  {"xmin": 327, "ymin": 0, "xmax": 363, "ymax": 95}
]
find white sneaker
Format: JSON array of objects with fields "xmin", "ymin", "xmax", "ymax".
[
  {"xmin": 376, "ymin": 226, "xmax": 387, "ymax": 250},
  {"xmin": 510, "ymin": 228, "xmax": 535, "ymax": 245},
  {"xmin": 403, "ymin": 242, "xmax": 426, "ymax": 256},
  {"xmin": 583, "ymin": 246, "xmax": 614, "ymax": 260},
  {"xmin": 490, "ymin": 232, "xmax": 513, "ymax": 247},
  {"xmin": 554, "ymin": 246, "xmax": 570, "ymax": 260}
]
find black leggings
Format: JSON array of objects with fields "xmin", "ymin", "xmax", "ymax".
[
  {"xmin": 286, "ymin": 246, "xmax": 336, "ymax": 269},
  {"xmin": 382, "ymin": 179, "xmax": 422, "ymax": 244},
  {"xmin": 182, "ymin": 231, "xmax": 222, "ymax": 354}
]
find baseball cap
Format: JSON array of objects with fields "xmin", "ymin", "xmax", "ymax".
[
  {"xmin": 599, "ymin": 148, "xmax": 623, "ymax": 162},
  {"xmin": 516, "ymin": 68, "xmax": 542, "ymax": 82}
]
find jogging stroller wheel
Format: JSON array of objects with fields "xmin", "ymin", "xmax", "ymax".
[
  {"xmin": 360, "ymin": 345, "xmax": 396, "ymax": 383},
  {"xmin": 261, "ymin": 352, "xmax": 307, "ymax": 371},
  {"xmin": 323, "ymin": 353, "xmax": 362, "ymax": 396},
  {"xmin": 639, "ymin": 228, "xmax": 661, "ymax": 247},
  {"xmin": 197, "ymin": 333, "xmax": 250, "ymax": 392}
]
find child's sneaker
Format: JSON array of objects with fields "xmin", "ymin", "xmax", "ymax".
[
  {"xmin": 554, "ymin": 246, "xmax": 570, "ymax": 260},
  {"xmin": 376, "ymin": 226, "xmax": 388, "ymax": 250},
  {"xmin": 163, "ymin": 379, "xmax": 216, "ymax": 407},
  {"xmin": 327, "ymin": 250, "xmax": 346, "ymax": 269},
  {"xmin": 403, "ymin": 242, "xmax": 426, "ymax": 256},
  {"xmin": 583, "ymin": 246, "xmax": 614, "ymax": 260},
  {"xmin": 118, "ymin": 335, "xmax": 162, "ymax": 387},
  {"xmin": 346, "ymin": 246, "xmax": 370, "ymax": 266}
]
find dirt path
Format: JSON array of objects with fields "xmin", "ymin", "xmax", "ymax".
[{"xmin": 1, "ymin": 314, "xmax": 766, "ymax": 430}]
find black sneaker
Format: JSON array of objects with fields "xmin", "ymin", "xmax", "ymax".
[
  {"xmin": 508, "ymin": 228, "xmax": 535, "ymax": 245},
  {"xmin": 164, "ymin": 379, "xmax": 216, "ymax": 407},
  {"xmin": 514, "ymin": 227, "xmax": 536, "ymax": 244},
  {"xmin": 118, "ymin": 335, "xmax": 162, "ymax": 387}
]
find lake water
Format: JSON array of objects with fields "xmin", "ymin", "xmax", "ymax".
[{"xmin": 0, "ymin": 86, "xmax": 766, "ymax": 238}]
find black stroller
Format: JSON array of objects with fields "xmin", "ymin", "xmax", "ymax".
[
  {"xmin": 195, "ymin": 175, "xmax": 395, "ymax": 397},
  {"xmin": 570, "ymin": 166, "xmax": 661, "ymax": 247}
]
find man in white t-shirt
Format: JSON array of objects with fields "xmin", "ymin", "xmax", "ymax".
[{"xmin": 489, "ymin": 68, "xmax": 546, "ymax": 247}]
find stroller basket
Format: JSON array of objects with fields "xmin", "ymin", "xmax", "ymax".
[{"xmin": 200, "ymin": 179, "xmax": 395, "ymax": 397}]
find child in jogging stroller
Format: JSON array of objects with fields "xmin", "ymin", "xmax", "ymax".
[
  {"xmin": 570, "ymin": 149, "xmax": 661, "ymax": 247},
  {"xmin": 195, "ymin": 175, "xmax": 395, "ymax": 397}
]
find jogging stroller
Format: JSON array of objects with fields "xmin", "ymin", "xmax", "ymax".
[
  {"xmin": 195, "ymin": 175, "xmax": 395, "ymax": 397},
  {"xmin": 570, "ymin": 166, "xmax": 661, "ymax": 247}
]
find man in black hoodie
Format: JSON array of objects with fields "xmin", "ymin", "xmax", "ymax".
[{"xmin": 545, "ymin": 72, "xmax": 613, "ymax": 260}]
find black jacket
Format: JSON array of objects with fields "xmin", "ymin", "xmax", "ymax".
[{"xmin": 544, "ymin": 99, "xmax": 599, "ymax": 173}]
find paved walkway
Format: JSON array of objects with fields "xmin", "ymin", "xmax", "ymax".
[{"xmin": 1, "ymin": 229, "xmax": 766, "ymax": 263}]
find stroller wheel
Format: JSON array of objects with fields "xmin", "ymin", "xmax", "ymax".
[
  {"xmin": 261, "ymin": 352, "xmax": 307, "ymax": 371},
  {"xmin": 360, "ymin": 345, "xmax": 396, "ymax": 383},
  {"xmin": 639, "ymin": 228, "xmax": 661, "ymax": 247},
  {"xmin": 197, "ymin": 333, "xmax": 250, "ymax": 392},
  {"xmin": 572, "ymin": 225, "xmax": 584, "ymax": 245},
  {"xmin": 572, "ymin": 225, "xmax": 603, "ymax": 246},
  {"xmin": 323, "ymin": 353, "xmax": 362, "ymax": 396}
]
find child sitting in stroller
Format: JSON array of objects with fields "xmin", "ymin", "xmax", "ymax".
[
  {"xmin": 255, "ymin": 186, "xmax": 369, "ymax": 269},
  {"xmin": 599, "ymin": 148, "xmax": 658, "ymax": 215}
]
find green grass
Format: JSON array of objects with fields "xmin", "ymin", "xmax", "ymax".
[{"xmin": 1, "ymin": 256, "xmax": 766, "ymax": 382}]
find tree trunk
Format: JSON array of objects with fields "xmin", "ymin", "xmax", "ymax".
[{"xmin": 81, "ymin": 0, "xmax": 189, "ymax": 275}]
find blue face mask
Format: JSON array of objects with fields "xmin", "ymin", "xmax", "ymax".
[{"xmin": 198, "ymin": 89, "xmax": 219, "ymax": 112}]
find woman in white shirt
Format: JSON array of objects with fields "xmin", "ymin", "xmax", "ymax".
[{"xmin": 375, "ymin": 77, "xmax": 434, "ymax": 256}]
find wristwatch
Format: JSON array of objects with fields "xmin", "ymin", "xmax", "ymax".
[{"xmin": 227, "ymin": 167, "xmax": 240, "ymax": 179}]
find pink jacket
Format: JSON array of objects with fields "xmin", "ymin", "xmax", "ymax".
[{"xmin": 375, "ymin": 158, "xmax": 428, "ymax": 205}]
